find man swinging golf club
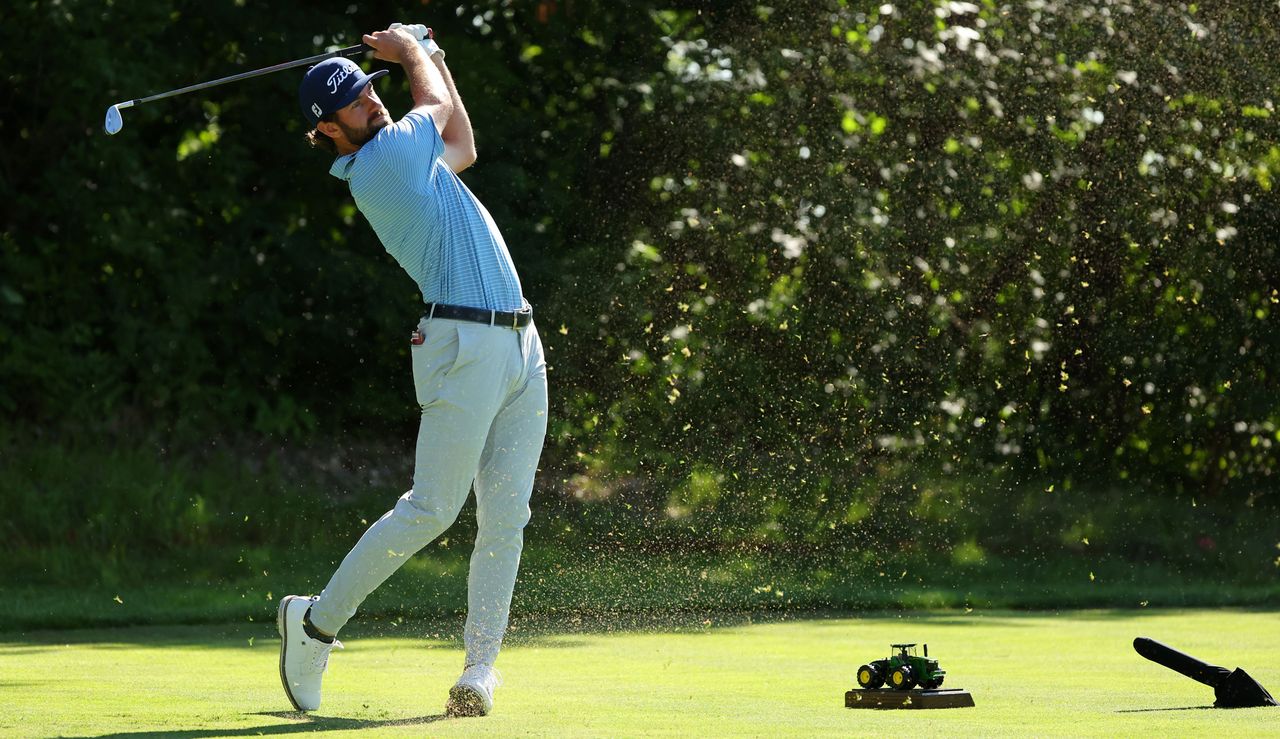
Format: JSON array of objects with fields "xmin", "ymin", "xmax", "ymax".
[{"xmin": 278, "ymin": 24, "xmax": 548, "ymax": 717}]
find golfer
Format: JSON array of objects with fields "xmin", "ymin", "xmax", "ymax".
[{"xmin": 277, "ymin": 24, "xmax": 548, "ymax": 717}]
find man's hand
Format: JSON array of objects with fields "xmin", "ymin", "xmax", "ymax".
[
  {"xmin": 389, "ymin": 23, "xmax": 446, "ymax": 59},
  {"xmin": 362, "ymin": 27, "xmax": 422, "ymax": 65}
]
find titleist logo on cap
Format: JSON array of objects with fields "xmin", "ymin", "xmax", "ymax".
[{"xmin": 326, "ymin": 65, "xmax": 353, "ymax": 94}]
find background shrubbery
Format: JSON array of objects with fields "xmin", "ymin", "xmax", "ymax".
[{"xmin": 2, "ymin": 1, "xmax": 1278, "ymax": 574}]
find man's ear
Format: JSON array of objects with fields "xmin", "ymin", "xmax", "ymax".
[{"xmin": 317, "ymin": 120, "xmax": 343, "ymax": 141}]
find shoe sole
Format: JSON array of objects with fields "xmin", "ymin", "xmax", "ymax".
[
  {"xmin": 277, "ymin": 595, "xmax": 305, "ymax": 712},
  {"xmin": 446, "ymin": 684, "xmax": 488, "ymax": 717}
]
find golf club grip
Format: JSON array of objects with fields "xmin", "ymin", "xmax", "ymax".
[
  {"xmin": 338, "ymin": 43, "xmax": 375, "ymax": 59},
  {"xmin": 1133, "ymin": 637, "xmax": 1230, "ymax": 686}
]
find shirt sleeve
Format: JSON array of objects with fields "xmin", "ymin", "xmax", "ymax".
[{"xmin": 370, "ymin": 110, "xmax": 444, "ymax": 183}]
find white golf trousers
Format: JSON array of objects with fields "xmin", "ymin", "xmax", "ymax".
[{"xmin": 309, "ymin": 315, "xmax": 548, "ymax": 667}]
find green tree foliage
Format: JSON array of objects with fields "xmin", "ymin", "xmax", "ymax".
[
  {"xmin": 2, "ymin": 1, "xmax": 1277, "ymax": 557},
  {"xmin": 543, "ymin": 1, "xmax": 1280, "ymax": 551}
]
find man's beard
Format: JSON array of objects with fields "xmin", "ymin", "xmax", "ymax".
[{"xmin": 337, "ymin": 115, "xmax": 388, "ymax": 147}]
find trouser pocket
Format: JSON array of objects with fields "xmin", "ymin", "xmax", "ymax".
[{"xmin": 411, "ymin": 320, "xmax": 463, "ymax": 408}]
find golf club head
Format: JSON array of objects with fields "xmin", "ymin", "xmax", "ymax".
[{"xmin": 104, "ymin": 104, "xmax": 125, "ymax": 135}]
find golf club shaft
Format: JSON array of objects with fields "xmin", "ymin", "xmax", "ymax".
[{"xmin": 118, "ymin": 43, "xmax": 371, "ymax": 110}]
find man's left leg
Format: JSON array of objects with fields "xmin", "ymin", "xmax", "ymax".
[{"xmin": 448, "ymin": 324, "xmax": 548, "ymax": 716}]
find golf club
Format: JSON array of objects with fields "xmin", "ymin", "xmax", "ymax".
[{"xmin": 103, "ymin": 43, "xmax": 371, "ymax": 135}]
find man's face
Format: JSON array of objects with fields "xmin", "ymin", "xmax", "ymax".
[{"xmin": 326, "ymin": 83, "xmax": 390, "ymax": 149}]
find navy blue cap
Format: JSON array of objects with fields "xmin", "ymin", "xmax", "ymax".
[{"xmin": 299, "ymin": 57, "xmax": 389, "ymax": 127}]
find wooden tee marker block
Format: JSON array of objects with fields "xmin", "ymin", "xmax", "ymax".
[{"xmin": 845, "ymin": 688, "xmax": 975, "ymax": 709}]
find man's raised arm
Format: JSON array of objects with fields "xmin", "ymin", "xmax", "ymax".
[
  {"xmin": 363, "ymin": 28, "xmax": 454, "ymax": 136},
  {"xmin": 363, "ymin": 26, "xmax": 475, "ymax": 173},
  {"xmin": 431, "ymin": 55, "xmax": 477, "ymax": 173}
]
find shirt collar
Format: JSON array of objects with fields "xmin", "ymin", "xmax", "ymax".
[{"xmin": 329, "ymin": 152, "xmax": 357, "ymax": 180}]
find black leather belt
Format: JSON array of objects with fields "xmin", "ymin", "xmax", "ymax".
[{"xmin": 423, "ymin": 302, "xmax": 533, "ymax": 329}]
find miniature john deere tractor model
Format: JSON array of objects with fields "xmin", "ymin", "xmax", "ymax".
[{"xmin": 857, "ymin": 643, "xmax": 946, "ymax": 691}]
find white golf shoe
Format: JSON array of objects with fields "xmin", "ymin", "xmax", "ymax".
[
  {"xmin": 446, "ymin": 664, "xmax": 503, "ymax": 717},
  {"xmin": 277, "ymin": 595, "xmax": 343, "ymax": 711}
]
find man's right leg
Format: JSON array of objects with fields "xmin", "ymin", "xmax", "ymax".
[
  {"xmin": 278, "ymin": 319, "xmax": 509, "ymax": 711},
  {"xmin": 278, "ymin": 394, "xmax": 488, "ymax": 712},
  {"xmin": 308, "ymin": 319, "xmax": 509, "ymax": 635},
  {"xmin": 304, "ymin": 484, "xmax": 470, "ymax": 634}
]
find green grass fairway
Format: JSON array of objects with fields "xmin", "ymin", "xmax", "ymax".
[{"xmin": 2, "ymin": 609, "xmax": 1275, "ymax": 737}]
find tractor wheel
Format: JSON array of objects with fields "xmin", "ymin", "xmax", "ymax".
[
  {"xmin": 857, "ymin": 664, "xmax": 883, "ymax": 689},
  {"xmin": 889, "ymin": 665, "xmax": 916, "ymax": 691}
]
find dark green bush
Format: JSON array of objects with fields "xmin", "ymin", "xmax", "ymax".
[{"xmin": 2, "ymin": 2, "xmax": 1276, "ymax": 563}]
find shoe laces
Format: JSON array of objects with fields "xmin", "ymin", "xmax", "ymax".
[{"xmin": 310, "ymin": 638, "xmax": 344, "ymax": 673}]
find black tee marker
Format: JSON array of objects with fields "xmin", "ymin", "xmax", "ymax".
[{"xmin": 1134, "ymin": 637, "xmax": 1276, "ymax": 708}]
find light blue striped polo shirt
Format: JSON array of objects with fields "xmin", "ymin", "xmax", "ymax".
[{"xmin": 329, "ymin": 110, "xmax": 525, "ymax": 311}]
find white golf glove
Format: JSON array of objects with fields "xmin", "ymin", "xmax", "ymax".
[{"xmin": 390, "ymin": 22, "xmax": 445, "ymax": 59}]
